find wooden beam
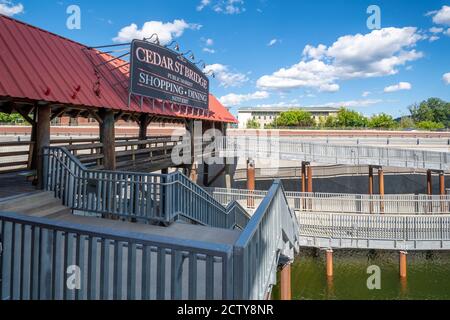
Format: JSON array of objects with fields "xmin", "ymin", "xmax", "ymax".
[
  {"xmin": 99, "ymin": 109, "xmax": 116, "ymax": 170},
  {"xmin": 13, "ymin": 104, "xmax": 35, "ymax": 125},
  {"xmin": 50, "ymin": 107, "xmax": 67, "ymax": 121},
  {"xmin": 87, "ymin": 109, "xmax": 103, "ymax": 124},
  {"xmin": 36, "ymin": 104, "xmax": 51, "ymax": 189}
]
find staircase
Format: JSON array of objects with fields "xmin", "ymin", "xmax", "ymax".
[{"xmin": 0, "ymin": 191, "xmax": 71, "ymax": 219}]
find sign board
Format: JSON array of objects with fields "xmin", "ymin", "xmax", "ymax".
[{"xmin": 129, "ymin": 39, "xmax": 209, "ymax": 110}]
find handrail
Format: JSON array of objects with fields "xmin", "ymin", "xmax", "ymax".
[
  {"xmin": 206, "ymin": 187, "xmax": 450, "ymax": 215},
  {"xmin": 233, "ymin": 180, "xmax": 299, "ymax": 300},
  {"xmin": 216, "ymin": 136, "xmax": 450, "ymax": 171},
  {"xmin": 43, "ymin": 147, "xmax": 250, "ymax": 230}
]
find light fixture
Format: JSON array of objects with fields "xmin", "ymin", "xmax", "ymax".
[
  {"xmin": 204, "ymin": 70, "xmax": 215, "ymax": 78},
  {"xmin": 166, "ymin": 40, "xmax": 180, "ymax": 51},
  {"xmin": 181, "ymin": 50, "xmax": 195, "ymax": 61},
  {"xmin": 195, "ymin": 60, "xmax": 206, "ymax": 69},
  {"xmin": 144, "ymin": 33, "xmax": 160, "ymax": 45}
]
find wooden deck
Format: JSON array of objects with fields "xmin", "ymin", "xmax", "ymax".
[{"xmin": 0, "ymin": 172, "xmax": 36, "ymax": 200}]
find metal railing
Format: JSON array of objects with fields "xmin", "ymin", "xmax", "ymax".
[
  {"xmin": 233, "ymin": 181, "xmax": 299, "ymax": 300},
  {"xmin": 0, "ymin": 180, "xmax": 300, "ymax": 300},
  {"xmin": 216, "ymin": 136, "xmax": 450, "ymax": 171},
  {"xmin": 206, "ymin": 187, "xmax": 450, "ymax": 215},
  {"xmin": 297, "ymin": 212, "xmax": 450, "ymax": 250},
  {"xmin": 0, "ymin": 211, "xmax": 233, "ymax": 300},
  {"xmin": 43, "ymin": 147, "xmax": 250, "ymax": 230}
]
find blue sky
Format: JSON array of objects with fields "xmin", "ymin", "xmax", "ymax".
[{"xmin": 1, "ymin": 0, "xmax": 450, "ymax": 117}]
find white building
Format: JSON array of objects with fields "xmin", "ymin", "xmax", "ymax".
[{"xmin": 237, "ymin": 106, "xmax": 340, "ymax": 129}]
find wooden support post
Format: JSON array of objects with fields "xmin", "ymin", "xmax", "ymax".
[
  {"xmin": 439, "ymin": 172, "xmax": 446, "ymax": 213},
  {"xmin": 203, "ymin": 163, "xmax": 209, "ymax": 186},
  {"xmin": 36, "ymin": 104, "xmax": 51, "ymax": 189},
  {"xmin": 427, "ymin": 170, "xmax": 433, "ymax": 196},
  {"xmin": 378, "ymin": 167, "xmax": 385, "ymax": 214},
  {"xmin": 307, "ymin": 164, "xmax": 313, "ymax": 210},
  {"xmin": 99, "ymin": 109, "xmax": 116, "ymax": 170},
  {"xmin": 280, "ymin": 264, "xmax": 291, "ymax": 300},
  {"xmin": 247, "ymin": 158, "xmax": 255, "ymax": 209},
  {"xmin": 301, "ymin": 162, "xmax": 307, "ymax": 210},
  {"xmin": 326, "ymin": 249, "xmax": 333, "ymax": 278},
  {"xmin": 30, "ymin": 109, "xmax": 38, "ymax": 170},
  {"xmin": 399, "ymin": 251, "xmax": 407, "ymax": 279},
  {"xmin": 369, "ymin": 165, "xmax": 374, "ymax": 214},
  {"xmin": 161, "ymin": 168, "xmax": 169, "ymax": 175},
  {"xmin": 138, "ymin": 114, "xmax": 150, "ymax": 149}
]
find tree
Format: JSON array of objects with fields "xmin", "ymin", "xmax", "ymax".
[
  {"xmin": 0, "ymin": 112, "xmax": 24, "ymax": 124},
  {"xmin": 415, "ymin": 121, "xmax": 445, "ymax": 130},
  {"xmin": 324, "ymin": 115, "xmax": 338, "ymax": 128},
  {"xmin": 368, "ymin": 113, "xmax": 398, "ymax": 129},
  {"xmin": 246, "ymin": 118, "xmax": 261, "ymax": 129},
  {"xmin": 399, "ymin": 116, "xmax": 415, "ymax": 129},
  {"xmin": 335, "ymin": 107, "xmax": 368, "ymax": 128},
  {"xmin": 409, "ymin": 98, "xmax": 450, "ymax": 128},
  {"xmin": 274, "ymin": 110, "xmax": 314, "ymax": 127}
]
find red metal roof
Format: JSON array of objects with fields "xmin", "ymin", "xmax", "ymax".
[{"xmin": 0, "ymin": 15, "xmax": 237, "ymax": 124}]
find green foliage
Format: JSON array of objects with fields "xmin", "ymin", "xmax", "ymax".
[
  {"xmin": 246, "ymin": 118, "xmax": 261, "ymax": 129},
  {"xmin": 0, "ymin": 112, "xmax": 25, "ymax": 124},
  {"xmin": 409, "ymin": 98, "xmax": 450, "ymax": 128},
  {"xmin": 324, "ymin": 115, "xmax": 338, "ymax": 128},
  {"xmin": 334, "ymin": 107, "xmax": 368, "ymax": 128},
  {"xmin": 415, "ymin": 121, "xmax": 445, "ymax": 130},
  {"xmin": 274, "ymin": 110, "xmax": 314, "ymax": 127},
  {"xmin": 368, "ymin": 113, "xmax": 398, "ymax": 129},
  {"xmin": 399, "ymin": 117, "xmax": 415, "ymax": 129}
]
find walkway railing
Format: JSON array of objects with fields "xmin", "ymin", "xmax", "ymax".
[
  {"xmin": 0, "ymin": 211, "xmax": 233, "ymax": 300},
  {"xmin": 43, "ymin": 147, "xmax": 250, "ymax": 230},
  {"xmin": 206, "ymin": 187, "xmax": 450, "ymax": 215},
  {"xmin": 0, "ymin": 181, "xmax": 300, "ymax": 300},
  {"xmin": 297, "ymin": 212, "xmax": 450, "ymax": 250},
  {"xmin": 216, "ymin": 136, "xmax": 450, "ymax": 171},
  {"xmin": 233, "ymin": 181, "xmax": 299, "ymax": 300}
]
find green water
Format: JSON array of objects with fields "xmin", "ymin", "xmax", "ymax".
[{"xmin": 273, "ymin": 250, "xmax": 450, "ymax": 300}]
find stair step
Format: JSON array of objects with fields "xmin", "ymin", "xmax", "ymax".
[
  {"xmin": 0, "ymin": 191, "xmax": 59, "ymax": 212},
  {"xmin": 22, "ymin": 201, "xmax": 67, "ymax": 218},
  {"xmin": 0, "ymin": 191, "xmax": 52, "ymax": 210}
]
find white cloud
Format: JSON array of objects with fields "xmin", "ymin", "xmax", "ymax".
[
  {"xmin": 204, "ymin": 64, "xmax": 249, "ymax": 87},
  {"xmin": 203, "ymin": 48, "xmax": 216, "ymax": 54},
  {"xmin": 429, "ymin": 35, "xmax": 440, "ymax": 42},
  {"xmin": 219, "ymin": 91, "xmax": 269, "ymax": 106},
  {"xmin": 268, "ymin": 39, "xmax": 279, "ymax": 47},
  {"xmin": 205, "ymin": 38, "xmax": 214, "ymax": 46},
  {"xmin": 443, "ymin": 73, "xmax": 450, "ymax": 85},
  {"xmin": 362, "ymin": 91, "xmax": 371, "ymax": 97},
  {"xmin": 445, "ymin": 28, "xmax": 450, "ymax": 36},
  {"xmin": 428, "ymin": 5, "xmax": 450, "ymax": 26},
  {"xmin": 253, "ymin": 99, "xmax": 383, "ymax": 109},
  {"xmin": 302, "ymin": 44, "xmax": 327, "ymax": 60},
  {"xmin": 429, "ymin": 27, "xmax": 444, "ymax": 33},
  {"xmin": 0, "ymin": 1, "xmax": 24, "ymax": 16},
  {"xmin": 196, "ymin": 0, "xmax": 211, "ymax": 11},
  {"xmin": 113, "ymin": 19, "xmax": 201, "ymax": 44},
  {"xmin": 384, "ymin": 82, "xmax": 412, "ymax": 93},
  {"xmin": 198, "ymin": 0, "xmax": 245, "ymax": 14},
  {"xmin": 257, "ymin": 27, "xmax": 424, "ymax": 92},
  {"xmin": 307, "ymin": 99, "xmax": 383, "ymax": 108}
]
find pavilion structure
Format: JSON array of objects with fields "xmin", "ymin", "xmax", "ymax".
[{"xmin": 0, "ymin": 14, "xmax": 237, "ymax": 187}]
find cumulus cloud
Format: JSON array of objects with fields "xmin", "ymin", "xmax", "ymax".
[
  {"xmin": 427, "ymin": 5, "xmax": 450, "ymax": 26},
  {"xmin": 384, "ymin": 82, "xmax": 412, "ymax": 93},
  {"xmin": 429, "ymin": 27, "xmax": 444, "ymax": 33},
  {"xmin": 253, "ymin": 99, "xmax": 383, "ymax": 109},
  {"xmin": 196, "ymin": 0, "xmax": 211, "ymax": 11},
  {"xmin": 443, "ymin": 73, "xmax": 450, "ymax": 85},
  {"xmin": 362, "ymin": 91, "xmax": 371, "ymax": 97},
  {"xmin": 204, "ymin": 64, "xmax": 249, "ymax": 87},
  {"xmin": 257, "ymin": 27, "xmax": 424, "ymax": 93},
  {"xmin": 197, "ymin": 0, "xmax": 245, "ymax": 14},
  {"xmin": 203, "ymin": 48, "xmax": 216, "ymax": 54},
  {"xmin": 0, "ymin": 1, "xmax": 24, "ymax": 16},
  {"xmin": 219, "ymin": 91, "xmax": 269, "ymax": 106},
  {"xmin": 268, "ymin": 39, "xmax": 279, "ymax": 47},
  {"xmin": 113, "ymin": 19, "xmax": 201, "ymax": 44},
  {"xmin": 429, "ymin": 35, "xmax": 440, "ymax": 42}
]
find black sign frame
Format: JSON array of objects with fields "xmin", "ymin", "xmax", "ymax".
[{"xmin": 129, "ymin": 39, "xmax": 209, "ymax": 110}]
